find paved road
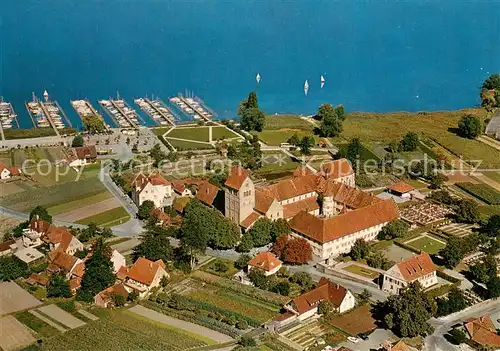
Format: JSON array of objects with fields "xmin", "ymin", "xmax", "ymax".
[
  {"xmin": 424, "ymin": 298, "xmax": 500, "ymax": 351},
  {"xmin": 0, "ymin": 206, "xmax": 88, "ymax": 229}
]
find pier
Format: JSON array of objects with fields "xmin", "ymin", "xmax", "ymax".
[
  {"xmin": 135, "ymin": 97, "xmax": 176, "ymax": 126},
  {"xmin": 0, "ymin": 100, "xmax": 18, "ymax": 141},
  {"xmin": 38, "ymin": 102, "xmax": 61, "ymax": 137},
  {"xmin": 71, "ymin": 99, "xmax": 108, "ymax": 130},
  {"xmin": 99, "ymin": 98, "xmax": 142, "ymax": 129},
  {"xmin": 172, "ymin": 94, "xmax": 214, "ymax": 122}
]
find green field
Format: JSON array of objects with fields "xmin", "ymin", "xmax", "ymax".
[
  {"xmin": 343, "ymin": 264, "xmax": 380, "ymax": 279},
  {"xmin": 212, "ymin": 126, "xmax": 241, "ymax": 140},
  {"xmin": 47, "ymin": 192, "xmax": 112, "ymax": 215},
  {"xmin": 201, "ymin": 259, "xmax": 239, "ymax": 278},
  {"xmin": 405, "ymin": 236, "xmax": 446, "ymax": 254},
  {"xmin": 456, "ymin": 182, "xmax": 500, "ymax": 205},
  {"xmin": 479, "ymin": 205, "xmax": 500, "ymax": 220},
  {"xmin": 37, "ymin": 309, "xmax": 208, "ymax": 350},
  {"xmin": 15, "ymin": 311, "xmax": 60, "ymax": 338},
  {"xmin": 482, "ymin": 172, "xmax": 500, "ymax": 184},
  {"xmin": 76, "ymin": 207, "xmax": 130, "ymax": 226},
  {"xmin": 336, "ymin": 142, "xmax": 381, "ymax": 163},
  {"xmin": 256, "ymin": 130, "xmax": 317, "ymax": 146},
  {"xmin": 168, "ymin": 127, "xmax": 211, "ymax": 142},
  {"xmin": 263, "ymin": 115, "xmax": 314, "ymax": 131},
  {"xmin": 165, "ymin": 138, "xmax": 213, "ymax": 150}
]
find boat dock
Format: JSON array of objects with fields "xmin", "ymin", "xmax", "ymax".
[
  {"xmin": 70, "ymin": 99, "xmax": 109, "ymax": 130},
  {"xmin": 0, "ymin": 100, "xmax": 18, "ymax": 140},
  {"xmin": 24, "ymin": 92, "xmax": 71, "ymax": 137},
  {"xmin": 98, "ymin": 98, "xmax": 143, "ymax": 129},
  {"xmin": 134, "ymin": 97, "xmax": 176, "ymax": 126},
  {"xmin": 169, "ymin": 94, "xmax": 214, "ymax": 121}
]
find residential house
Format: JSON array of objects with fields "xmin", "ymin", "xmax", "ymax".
[
  {"xmin": 122, "ymin": 257, "xmax": 169, "ymax": 298},
  {"xmin": 69, "ymin": 145, "xmax": 97, "ymax": 167},
  {"xmin": 382, "ymin": 252, "xmax": 438, "ymax": 294},
  {"xmin": 464, "ymin": 315, "xmax": 500, "ymax": 349},
  {"xmin": 0, "ymin": 161, "xmax": 21, "ymax": 180},
  {"xmin": 131, "ymin": 172, "xmax": 173, "ymax": 208},
  {"xmin": 171, "ymin": 179, "xmax": 219, "ymax": 208},
  {"xmin": 150, "ymin": 207, "xmax": 171, "ymax": 226},
  {"xmin": 284, "ymin": 278, "xmax": 355, "ymax": 320},
  {"xmin": 14, "ymin": 247, "xmax": 45, "ymax": 267},
  {"xmin": 0, "ymin": 240, "xmax": 16, "ymax": 257},
  {"xmin": 26, "ymin": 273, "xmax": 49, "ymax": 287},
  {"xmin": 23, "ymin": 217, "xmax": 83, "ymax": 255},
  {"xmin": 69, "ymin": 277, "xmax": 82, "ymax": 295},
  {"xmin": 48, "ymin": 251, "xmax": 85, "ymax": 281},
  {"xmin": 320, "ymin": 159, "xmax": 355, "ymax": 187},
  {"xmin": 110, "ymin": 250, "xmax": 126, "ymax": 274},
  {"xmin": 94, "ymin": 283, "xmax": 129, "ymax": 308},
  {"xmin": 247, "ymin": 252, "xmax": 282, "ymax": 276}
]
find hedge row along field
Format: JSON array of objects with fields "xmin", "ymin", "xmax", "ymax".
[{"xmin": 456, "ymin": 182, "xmax": 500, "ymax": 205}]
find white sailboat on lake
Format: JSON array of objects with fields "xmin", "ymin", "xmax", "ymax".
[
  {"xmin": 320, "ymin": 75, "xmax": 325, "ymax": 89},
  {"xmin": 304, "ymin": 80, "xmax": 309, "ymax": 96},
  {"xmin": 256, "ymin": 73, "xmax": 261, "ymax": 84}
]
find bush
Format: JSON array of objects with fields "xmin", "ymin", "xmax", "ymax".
[
  {"xmin": 235, "ymin": 319, "xmax": 248, "ymax": 330},
  {"xmin": 240, "ymin": 336, "xmax": 257, "ymax": 347}
]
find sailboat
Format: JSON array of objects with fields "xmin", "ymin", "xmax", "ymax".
[
  {"xmin": 304, "ymin": 80, "xmax": 309, "ymax": 96},
  {"xmin": 320, "ymin": 75, "xmax": 325, "ymax": 89},
  {"xmin": 256, "ymin": 73, "xmax": 261, "ymax": 84}
]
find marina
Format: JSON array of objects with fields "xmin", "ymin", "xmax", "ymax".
[
  {"xmin": 70, "ymin": 99, "xmax": 109, "ymax": 130},
  {"xmin": 0, "ymin": 100, "xmax": 18, "ymax": 140},
  {"xmin": 25, "ymin": 91, "xmax": 72, "ymax": 136},
  {"xmin": 169, "ymin": 94, "xmax": 216, "ymax": 121},
  {"xmin": 98, "ymin": 96, "xmax": 143, "ymax": 129},
  {"xmin": 134, "ymin": 97, "xmax": 177, "ymax": 126}
]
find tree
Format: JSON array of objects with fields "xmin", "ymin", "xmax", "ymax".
[
  {"xmin": 436, "ymin": 286, "xmax": 468, "ymax": 316},
  {"xmin": 214, "ymin": 261, "xmax": 229, "ymax": 273},
  {"xmin": 270, "ymin": 281, "xmax": 290, "ymax": 296},
  {"xmin": 248, "ymin": 218, "xmax": 273, "ymax": 247},
  {"xmin": 378, "ymin": 219, "xmax": 409, "ymax": 240},
  {"xmin": 47, "ymin": 274, "xmax": 72, "ymax": 298},
  {"xmin": 29, "ymin": 206, "xmax": 52, "ymax": 223},
  {"xmin": 299, "ymin": 136, "xmax": 314, "ymax": 155},
  {"xmin": 76, "ymin": 238, "xmax": 115, "ymax": 302},
  {"xmin": 149, "ymin": 144, "xmax": 167, "ymax": 167},
  {"xmin": 160, "ymin": 275, "xmax": 169, "ymax": 288},
  {"xmin": 350, "ymin": 239, "xmax": 371, "ymax": 260},
  {"xmin": 283, "ymin": 237, "xmax": 312, "ymax": 264},
  {"xmin": 428, "ymin": 190, "xmax": 455, "ymax": 205},
  {"xmin": 82, "ymin": 115, "xmax": 105, "ymax": 134},
  {"xmin": 180, "ymin": 201, "xmax": 210, "ymax": 269},
  {"xmin": 0, "ymin": 256, "xmax": 29, "ymax": 281},
  {"xmin": 388, "ymin": 140, "xmax": 401, "ymax": 153},
  {"xmin": 290, "ymin": 272, "xmax": 314, "ymax": 291},
  {"xmin": 270, "ymin": 219, "xmax": 291, "ymax": 242},
  {"xmin": 358, "ymin": 289, "xmax": 372, "ymax": 306},
  {"xmin": 248, "ymin": 268, "xmax": 269, "ymax": 289},
  {"xmin": 238, "ymin": 92, "xmax": 264, "ymax": 132},
  {"xmin": 482, "ymin": 214, "xmax": 500, "ymax": 237},
  {"xmin": 113, "ymin": 293, "xmax": 127, "ymax": 307},
  {"xmin": 428, "ymin": 173, "xmax": 447, "ymax": 190},
  {"xmin": 72, "ymin": 134, "xmax": 84, "ymax": 147},
  {"xmin": 367, "ymin": 251, "xmax": 393, "ymax": 270},
  {"xmin": 480, "ymin": 74, "xmax": 500, "ymax": 109},
  {"xmin": 448, "ymin": 328, "xmax": 467, "ymax": 345},
  {"xmin": 318, "ymin": 300, "xmax": 335, "ymax": 315},
  {"xmin": 381, "ymin": 282, "xmax": 435, "ymax": 337},
  {"xmin": 440, "ymin": 237, "xmax": 466, "ymax": 268},
  {"xmin": 400, "ymin": 132, "xmax": 419, "ymax": 152},
  {"xmin": 133, "ymin": 227, "xmax": 174, "ymax": 263},
  {"xmin": 458, "ymin": 115, "xmax": 482, "ymax": 139},
  {"xmin": 318, "ymin": 104, "xmax": 345, "ymax": 137},
  {"xmin": 287, "ymin": 133, "xmax": 300, "ymax": 146},
  {"xmin": 239, "ymin": 336, "xmax": 257, "ymax": 347},
  {"xmin": 455, "ymin": 199, "xmax": 480, "ymax": 223},
  {"xmin": 271, "ymin": 234, "xmax": 289, "ymax": 258},
  {"xmin": 486, "ymin": 277, "xmax": 500, "ymax": 299},
  {"xmin": 346, "ymin": 138, "xmax": 362, "ymax": 168},
  {"xmin": 137, "ymin": 200, "xmax": 155, "ymax": 220},
  {"xmin": 235, "ymin": 254, "xmax": 252, "ymax": 270}
]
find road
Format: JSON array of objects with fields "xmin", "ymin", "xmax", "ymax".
[{"xmin": 424, "ymin": 298, "xmax": 500, "ymax": 351}]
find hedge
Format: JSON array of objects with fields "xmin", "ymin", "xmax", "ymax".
[
  {"xmin": 426, "ymin": 284, "xmax": 456, "ymax": 298},
  {"xmin": 436, "ymin": 270, "xmax": 461, "ymax": 284}
]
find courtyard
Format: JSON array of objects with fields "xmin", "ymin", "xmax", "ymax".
[{"xmin": 404, "ymin": 234, "xmax": 447, "ymax": 255}]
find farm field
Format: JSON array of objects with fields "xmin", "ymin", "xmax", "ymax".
[
  {"xmin": 47, "ymin": 191, "xmax": 112, "ymax": 215},
  {"xmin": 482, "ymin": 171, "xmax": 500, "ymax": 184},
  {"xmin": 0, "ymin": 315, "xmax": 36, "ymax": 351},
  {"xmin": 405, "ymin": 235, "xmax": 446, "ymax": 254},
  {"xmin": 0, "ymin": 282, "xmax": 42, "ymax": 315},
  {"xmin": 76, "ymin": 206, "xmax": 130, "ymax": 226},
  {"xmin": 37, "ymin": 305, "xmax": 86, "ymax": 329},
  {"xmin": 263, "ymin": 115, "xmax": 314, "ymax": 131},
  {"xmin": 456, "ymin": 182, "xmax": 500, "ymax": 205},
  {"xmin": 479, "ymin": 205, "xmax": 500, "ymax": 220},
  {"xmin": 15, "ymin": 311, "xmax": 60, "ymax": 338},
  {"xmin": 255, "ymin": 130, "xmax": 317, "ymax": 146},
  {"xmin": 326, "ymin": 305, "xmax": 377, "ymax": 335},
  {"xmin": 343, "ymin": 264, "xmax": 381, "ymax": 279},
  {"xmin": 336, "ymin": 142, "xmax": 381, "ymax": 163},
  {"xmin": 54, "ymin": 198, "xmax": 120, "ymax": 222},
  {"xmin": 38, "ymin": 309, "xmax": 207, "ymax": 351}
]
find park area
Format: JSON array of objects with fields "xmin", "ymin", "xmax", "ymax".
[
  {"xmin": 404, "ymin": 234, "xmax": 447, "ymax": 255},
  {"xmin": 156, "ymin": 125, "xmax": 243, "ymax": 150}
]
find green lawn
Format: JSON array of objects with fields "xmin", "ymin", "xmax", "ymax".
[
  {"xmin": 263, "ymin": 115, "xmax": 314, "ymax": 131},
  {"xmin": 167, "ymin": 127, "xmax": 210, "ymax": 142},
  {"xmin": 336, "ymin": 143, "xmax": 381, "ymax": 162},
  {"xmin": 212, "ymin": 126, "xmax": 241, "ymax": 140},
  {"xmin": 482, "ymin": 171, "xmax": 500, "ymax": 184},
  {"xmin": 76, "ymin": 207, "xmax": 130, "ymax": 226},
  {"xmin": 256, "ymin": 130, "xmax": 317, "ymax": 146},
  {"xmin": 456, "ymin": 182, "xmax": 500, "ymax": 205},
  {"xmin": 343, "ymin": 264, "xmax": 380, "ymax": 279},
  {"xmin": 479, "ymin": 205, "xmax": 500, "ymax": 220},
  {"xmin": 405, "ymin": 236, "xmax": 446, "ymax": 254},
  {"xmin": 48, "ymin": 192, "xmax": 112, "ymax": 215},
  {"xmin": 166, "ymin": 138, "xmax": 213, "ymax": 150},
  {"xmin": 201, "ymin": 258, "xmax": 239, "ymax": 278},
  {"xmin": 15, "ymin": 311, "xmax": 60, "ymax": 338},
  {"xmin": 38, "ymin": 309, "xmax": 208, "ymax": 350}
]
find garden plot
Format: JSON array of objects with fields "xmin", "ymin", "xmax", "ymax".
[
  {"xmin": 0, "ymin": 315, "xmax": 36, "ymax": 351},
  {"xmin": 37, "ymin": 305, "xmax": 86, "ymax": 329},
  {"xmin": 54, "ymin": 197, "xmax": 120, "ymax": 222},
  {"xmin": 0, "ymin": 282, "xmax": 42, "ymax": 315},
  {"xmin": 404, "ymin": 234, "xmax": 446, "ymax": 255},
  {"xmin": 439, "ymin": 223, "xmax": 478, "ymax": 237},
  {"xmin": 281, "ymin": 320, "xmax": 331, "ymax": 349},
  {"xmin": 327, "ymin": 305, "xmax": 377, "ymax": 336},
  {"xmin": 341, "ymin": 263, "xmax": 382, "ymax": 280}
]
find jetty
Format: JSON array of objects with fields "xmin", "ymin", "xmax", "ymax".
[
  {"xmin": 170, "ymin": 94, "xmax": 215, "ymax": 122},
  {"xmin": 71, "ymin": 99, "xmax": 109, "ymax": 130},
  {"xmin": 99, "ymin": 97, "xmax": 143, "ymax": 129},
  {"xmin": 134, "ymin": 97, "xmax": 176, "ymax": 126},
  {"xmin": 0, "ymin": 100, "xmax": 18, "ymax": 140},
  {"xmin": 25, "ymin": 92, "xmax": 69, "ymax": 136}
]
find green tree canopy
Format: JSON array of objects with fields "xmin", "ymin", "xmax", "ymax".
[
  {"xmin": 72, "ymin": 134, "xmax": 84, "ymax": 147},
  {"xmin": 346, "ymin": 138, "xmax": 362, "ymax": 167},
  {"xmin": 299, "ymin": 136, "xmax": 315, "ymax": 155},
  {"xmin": 458, "ymin": 115, "xmax": 482, "ymax": 139},
  {"xmin": 378, "ymin": 219, "xmax": 409, "ymax": 240},
  {"xmin": 29, "ymin": 205, "xmax": 52, "ymax": 223},
  {"xmin": 82, "ymin": 115, "xmax": 105, "ymax": 134},
  {"xmin": 400, "ymin": 132, "xmax": 419, "ymax": 152},
  {"xmin": 350, "ymin": 239, "xmax": 371, "ymax": 260},
  {"xmin": 234, "ymin": 254, "xmax": 252, "ymax": 270},
  {"xmin": 138, "ymin": 200, "xmax": 155, "ymax": 220},
  {"xmin": 133, "ymin": 227, "xmax": 174, "ymax": 263},
  {"xmin": 482, "ymin": 214, "xmax": 500, "ymax": 237},
  {"xmin": 238, "ymin": 92, "xmax": 265, "ymax": 132},
  {"xmin": 47, "ymin": 274, "xmax": 72, "ymax": 298},
  {"xmin": 318, "ymin": 104, "xmax": 345, "ymax": 138},
  {"xmin": 455, "ymin": 199, "xmax": 480, "ymax": 223}
]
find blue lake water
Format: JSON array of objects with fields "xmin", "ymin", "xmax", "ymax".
[{"xmin": 2, "ymin": 1, "xmax": 499, "ymax": 129}]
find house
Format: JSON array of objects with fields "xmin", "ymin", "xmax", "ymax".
[
  {"xmin": 69, "ymin": 277, "xmax": 82, "ymax": 295},
  {"xmin": 382, "ymin": 252, "xmax": 438, "ymax": 294},
  {"xmin": 14, "ymin": 247, "xmax": 45, "ymax": 266},
  {"xmin": 320, "ymin": 159, "xmax": 355, "ymax": 187},
  {"xmin": 464, "ymin": 315, "xmax": 500, "ymax": 348},
  {"xmin": 23, "ymin": 217, "xmax": 83, "ymax": 255},
  {"xmin": 94, "ymin": 283, "xmax": 129, "ymax": 308},
  {"xmin": 122, "ymin": 257, "xmax": 169, "ymax": 298},
  {"xmin": 69, "ymin": 145, "xmax": 97, "ymax": 167},
  {"xmin": 26, "ymin": 273, "xmax": 50, "ymax": 287},
  {"xmin": 387, "ymin": 182, "xmax": 415, "ymax": 198},
  {"xmin": 110, "ymin": 250, "xmax": 126, "ymax": 274},
  {"xmin": 131, "ymin": 172, "xmax": 173, "ymax": 208},
  {"xmin": 247, "ymin": 252, "xmax": 282, "ymax": 276},
  {"xmin": 48, "ymin": 251, "xmax": 85, "ymax": 280},
  {"xmin": 0, "ymin": 161, "xmax": 21, "ymax": 180},
  {"xmin": 284, "ymin": 278, "xmax": 355, "ymax": 320},
  {"xmin": 151, "ymin": 207, "xmax": 170, "ymax": 226},
  {"xmin": 171, "ymin": 179, "xmax": 219, "ymax": 207},
  {"xmin": 288, "ymin": 199, "xmax": 399, "ymax": 263},
  {"xmin": 0, "ymin": 240, "xmax": 16, "ymax": 256}
]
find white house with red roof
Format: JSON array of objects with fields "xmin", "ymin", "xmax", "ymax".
[
  {"xmin": 247, "ymin": 251, "xmax": 282, "ymax": 276},
  {"xmin": 0, "ymin": 161, "xmax": 21, "ymax": 180},
  {"xmin": 23, "ymin": 217, "xmax": 83, "ymax": 255},
  {"xmin": 120, "ymin": 257, "xmax": 169, "ymax": 298},
  {"xmin": 382, "ymin": 252, "xmax": 438, "ymax": 294},
  {"xmin": 131, "ymin": 172, "xmax": 173, "ymax": 208}
]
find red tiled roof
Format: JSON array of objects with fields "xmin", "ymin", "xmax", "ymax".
[
  {"xmin": 396, "ymin": 252, "xmax": 437, "ymax": 282},
  {"xmin": 320, "ymin": 159, "xmax": 354, "ymax": 179},
  {"xmin": 74, "ymin": 145, "xmax": 97, "ymax": 160},
  {"xmin": 465, "ymin": 315, "xmax": 500, "ymax": 347},
  {"xmin": 69, "ymin": 277, "xmax": 82, "ymax": 291},
  {"xmin": 71, "ymin": 262, "xmax": 86, "ymax": 278},
  {"xmin": 391, "ymin": 341, "xmax": 411, "ymax": 351},
  {"xmin": 319, "ymin": 180, "xmax": 380, "ymax": 209},
  {"xmin": 28, "ymin": 218, "xmax": 51, "ymax": 234},
  {"xmin": 248, "ymin": 252, "xmax": 282, "ymax": 272},
  {"xmin": 0, "ymin": 240, "xmax": 15, "ymax": 253},
  {"xmin": 273, "ymin": 312, "xmax": 295, "ymax": 322},
  {"xmin": 260, "ymin": 174, "xmax": 318, "ymax": 202},
  {"xmin": 283, "ymin": 197, "xmax": 320, "ymax": 219},
  {"xmin": 224, "ymin": 166, "xmax": 249, "ymax": 190},
  {"xmin": 0, "ymin": 161, "xmax": 21, "ymax": 176},
  {"xmin": 45, "ymin": 226, "xmax": 75, "ymax": 252},
  {"xmin": 196, "ymin": 181, "xmax": 219, "ymax": 206},
  {"xmin": 97, "ymin": 283, "xmax": 129, "ymax": 300},
  {"xmin": 126, "ymin": 257, "xmax": 166, "ymax": 286},
  {"xmin": 289, "ymin": 199, "xmax": 399, "ymax": 243},
  {"xmin": 293, "ymin": 166, "xmax": 315, "ymax": 177},
  {"xmin": 151, "ymin": 207, "xmax": 170, "ymax": 224},
  {"xmin": 292, "ymin": 278, "xmax": 348, "ymax": 315},
  {"xmin": 116, "ymin": 265, "xmax": 129, "ymax": 280},
  {"xmin": 26, "ymin": 273, "xmax": 49, "ymax": 287},
  {"xmin": 255, "ymin": 190, "xmax": 277, "ymax": 214},
  {"xmin": 48, "ymin": 251, "xmax": 78, "ymax": 271},
  {"xmin": 133, "ymin": 172, "xmax": 170, "ymax": 194},
  {"xmin": 241, "ymin": 211, "xmax": 261, "ymax": 229},
  {"xmin": 387, "ymin": 182, "xmax": 415, "ymax": 194}
]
